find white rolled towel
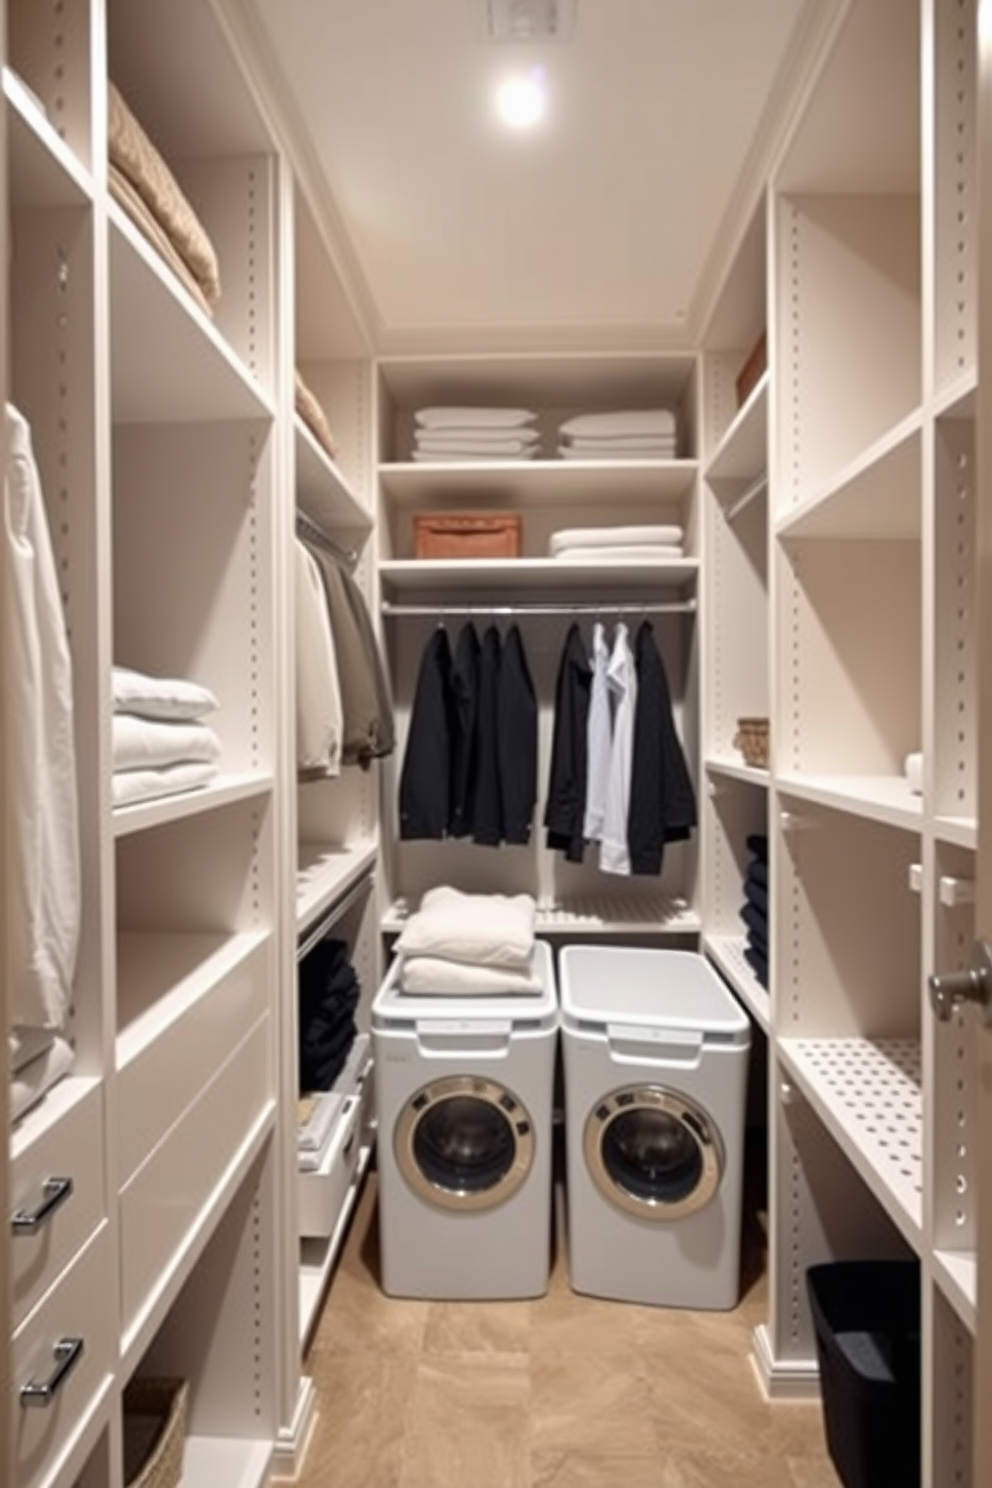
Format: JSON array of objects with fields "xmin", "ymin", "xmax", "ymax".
[
  {"xmin": 550, "ymin": 525, "xmax": 683, "ymax": 555},
  {"xmin": 904, "ymin": 751, "xmax": 924, "ymax": 795},
  {"xmin": 399, "ymin": 955, "xmax": 543, "ymax": 996},
  {"xmin": 394, "ymin": 886, "xmax": 536, "ymax": 969}
]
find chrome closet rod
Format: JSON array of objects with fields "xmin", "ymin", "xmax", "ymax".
[
  {"xmin": 295, "ymin": 509, "xmax": 358, "ymax": 567},
  {"xmin": 380, "ymin": 599, "xmax": 696, "ymax": 618}
]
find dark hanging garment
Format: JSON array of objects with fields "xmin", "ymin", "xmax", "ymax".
[
  {"xmin": 627, "ymin": 620, "xmax": 698, "ymax": 875},
  {"xmin": 497, "ymin": 623, "xmax": 538, "ymax": 844},
  {"xmin": 472, "ymin": 625, "xmax": 504, "ymax": 847},
  {"xmin": 544, "ymin": 622, "xmax": 592, "ymax": 863},
  {"xmin": 398, "ymin": 627, "xmax": 455, "ymax": 839},
  {"xmin": 448, "ymin": 622, "xmax": 481, "ymax": 839}
]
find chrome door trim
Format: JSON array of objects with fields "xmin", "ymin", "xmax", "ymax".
[
  {"xmin": 394, "ymin": 1074, "xmax": 536, "ymax": 1212},
  {"xmin": 583, "ymin": 1083, "xmax": 724, "ymax": 1220}
]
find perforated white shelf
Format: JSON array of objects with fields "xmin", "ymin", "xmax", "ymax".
[
  {"xmin": 778, "ymin": 1037, "xmax": 923, "ymax": 1250},
  {"xmin": 381, "ymin": 894, "xmax": 700, "ymax": 936}
]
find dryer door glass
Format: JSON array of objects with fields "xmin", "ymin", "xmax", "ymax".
[
  {"xmin": 395, "ymin": 1076, "xmax": 536, "ymax": 1212},
  {"xmin": 584, "ymin": 1084, "xmax": 724, "ymax": 1221}
]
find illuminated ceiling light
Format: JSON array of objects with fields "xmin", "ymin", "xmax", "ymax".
[{"xmin": 496, "ymin": 66, "xmax": 547, "ymax": 129}]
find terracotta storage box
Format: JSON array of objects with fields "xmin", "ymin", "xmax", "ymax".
[{"xmin": 413, "ymin": 511, "xmax": 522, "ymax": 559}]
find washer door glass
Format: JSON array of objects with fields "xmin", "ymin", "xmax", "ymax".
[
  {"xmin": 584, "ymin": 1084, "xmax": 724, "ymax": 1220},
  {"xmin": 395, "ymin": 1076, "xmax": 535, "ymax": 1212}
]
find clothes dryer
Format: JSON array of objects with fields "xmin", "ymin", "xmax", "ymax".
[
  {"xmin": 559, "ymin": 945, "xmax": 750, "ymax": 1310},
  {"xmin": 372, "ymin": 939, "xmax": 557, "ymax": 1300}
]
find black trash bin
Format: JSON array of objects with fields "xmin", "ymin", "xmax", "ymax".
[{"xmin": 806, "ymin": 1259, "xmax": 921, "ymax": 1488}]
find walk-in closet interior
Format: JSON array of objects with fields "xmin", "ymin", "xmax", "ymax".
[{"xmin": 3, "ymin": 1, "xmax": 991, "ymax": 1486}]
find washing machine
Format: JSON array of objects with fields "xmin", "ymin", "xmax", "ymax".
[
  {"xmin": 559, "ymin": 945, "xmax": 751, "ymax": 1310},
  {"xmin": 372, "ymin": 938, "xmax": 557, "ymax": 1300}
]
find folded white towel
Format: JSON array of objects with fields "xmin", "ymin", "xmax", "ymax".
[
  {"xmin": 560, "ymin": 410, "xmax": 676, "ymax": 439},
  {"xmin": 113, "ymin": 665, "xmax": 219, "ymax": 721},
  {"xmin": 415, "ymin": 407, "xmax": 537, "ymax": 430},
  {"xmin": 112, "ymin": 759, "xmax": 219, "ymax": 807},
  {"xmin": 561, "ymin": 431, "xmax": 677, "ymax": 451},
  {"xmin": 904, "ymin": 751, "xmax": 924, "ymax": 795},
  {"xmin": 395, "ymin": 886, "xmax": 536, "ymax": 969},
  {"xmin": 416, "ymin": 428, "xmax": 540, "ymax": 449},
  {"xmin": 399, "ymin": 955, "xmax": 544, "ymax": 996},
  {"xmin": 413, "ymin": 446, "xmax": 538, "ymax": 463},
  {"xmin": 553, "ymin": 545, "xmax": 684, "ymax": 562},
  {"xmin": 112, "ymin": 713, "xmax": 222, "ymax": 772},
  {"xmin": 557, "ymin": 443, "xmax": 675, "ymax": 461},
  {"xmin": 550, "ymin": 526, "xmax": 683, "ymax": 554}
]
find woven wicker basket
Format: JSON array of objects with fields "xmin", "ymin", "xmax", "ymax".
[
  {"xmin": 733, "ymin": 717, "xmax": 770, "ymax": 769},
  {"xmin": 123, "ymin": 1377, "xmax": 189, "ymax": 1488}
]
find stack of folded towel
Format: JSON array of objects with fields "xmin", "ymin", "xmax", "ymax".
[
  {"xmin": 740, "ymin": 834, "xmax": 770, "ymax": 989},
  {"xmin": 394, "ymin": 886, "xmax": 543, "ymax": 994},
  {"xmin": 548, "ymin": 524, "xmax": 684, "ymax": 561},
  {"xmin": 112, "ymin": 666, "xmax": 222, "ymax": 807},
  {"xmin": 557, "ymin": 409, "xmax": 678, "ymax": 460},
  {"xmin": 411, "ymin": 407, "xmax": 540, "ymax": 462}
]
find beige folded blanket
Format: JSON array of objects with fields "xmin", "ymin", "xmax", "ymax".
[
  {"xmin": 395, "ymin": 887, "xmax": 537, "ymax": 969},
  {"xmin": 295, "ymin": 371, "xmax": 340, "ymax": 460},
  {"xmin": 108, "ymin": 81, "xmax": 221, "ymax": 308}
]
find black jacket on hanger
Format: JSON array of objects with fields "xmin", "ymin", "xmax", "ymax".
[
  {"xmin": 472, "ymin": 625, "xmax": 504, "ymax": 847},
  {"xmin": 448, "ymin": 622, "xmax": 481, "ymax": 839},
  {"xmin": 398, "ymin": 626, "xmax": 455, "ymax": 839},
  {"xmin": 497, "ymin": 623, "xmax": 538, "ymax": 844},
  {"xmin": 544, "ymin": 622, "xmax": 592, "ymax": 863},
  {"xmin": 627, "ymin": 620, "xmax": 697, "ymax": 875}
]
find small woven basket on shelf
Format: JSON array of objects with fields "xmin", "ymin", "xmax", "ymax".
[
  {"xmin": 123, "ymin": 1377, "xmax": 189, "ymax": 1488},
  {"xmin": 733, "ymin": 717, "xmax": 770, "ymax": 769}
]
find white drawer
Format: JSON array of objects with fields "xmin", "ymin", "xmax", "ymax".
[
  {"xmin": 12, "ymin": 1225, "xmax": 115, "ymax": 1488},
  {"xmin": 11, "ymin": 1080, "xmax": 106, "ymax": 1334},
  {"xmin": 120, "ymin": 1013, "xmax": 272, "ymax": 1340},
  {"xmin": 299, "ymin": 1091, "xmax": 363, "ymax": 1238},
  {"xmin": 117, "ymin": 937, "xmax": 270, "ymax": 1186}
]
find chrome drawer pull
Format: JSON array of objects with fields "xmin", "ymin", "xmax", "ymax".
[
  {"xmin": 11, "ymin": 1176, "xmax": 74, "ymax": 1236},
  {"xmin": 20, "ymin": 1337, "xmax": 84, "ymax": 1408}
]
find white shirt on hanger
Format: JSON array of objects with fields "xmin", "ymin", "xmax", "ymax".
[
  {"xmin": 599, "ymin": 621, "xmax": 637, "ymax": 876},
  {"xmin": 582, "ymin": 620, "xmax": 611, "ymax": 843},
  {"xmin": 294, "ymin": 537, "xmax": 343, "ymax": 775}
]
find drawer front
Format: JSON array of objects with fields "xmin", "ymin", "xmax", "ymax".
[
  {"xmin": 120, "ymin": 1014, "xmax": 272, "ymax": 1339},
  {"xmin": 299, "ymin": 1092, "xmax": 362, "ymax": 1238},
  {"xmin": 117, "ymin": 939, "xmax": 270, "ymax": 1186},
  {"xmin": 11, "ymin": 1082, "xmax": 106, "ymax": 1333},
  {"xmin": 12, "ymin": 1226, "xmax": 115, "ymax": 1488}
]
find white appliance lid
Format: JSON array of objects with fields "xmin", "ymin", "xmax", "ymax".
[
  {"xmin": 372, "ymin": 937, "xmax": 558, "ymax": 1026},
  {"xmin": 559, "ymin": 946, "xmax": 749, "ymax": 1038}
]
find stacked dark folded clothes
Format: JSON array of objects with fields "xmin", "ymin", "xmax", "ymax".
[
  {"xmin": 740, "ymin": 833, "xmax": 769, "ymax": 989},
  {"xmin": 298, "ymin": 937, "xmax": 361, "ymax": 1091}
]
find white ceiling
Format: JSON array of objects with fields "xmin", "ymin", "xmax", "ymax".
[{"xmin": 241, "ymin": 0, "xmax": 842, "ymax": 354}]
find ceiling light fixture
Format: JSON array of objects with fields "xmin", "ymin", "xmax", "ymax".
[{"xmin": 495, "ymin": 65, "xmax": 548, "ymax": 129}]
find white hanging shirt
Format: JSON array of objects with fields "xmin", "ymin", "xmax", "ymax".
[
  {"xmin": 599, "ymin": 622, "xmax": 638, "ymax": 876},
  {"xmin": 294, "ymin": 537, "xmax": 343, "ymax": 775},
  {"xmin": 3, "ymin": 402, "xmax": 80, "ymax": 1029},
  {"xmin": 582, "ymin": 621, "xmax": 611, "ymax": 842}
]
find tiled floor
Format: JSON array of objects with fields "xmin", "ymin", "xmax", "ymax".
[{"xmin": 291, "ymin": 1149, "xmax": 842, "ymax": 1488}]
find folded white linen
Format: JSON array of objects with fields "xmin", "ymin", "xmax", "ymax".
[
  {"xmin": 416, "ymin": 428, "xmax": 540, "ymax": 448},
  {"xmin": 560, "ymin": 431, "xmax": 678, "ymax": 450},
  {"xmin": 413, "ymin": 446, "xmax": 538, "ymax": 462},
  {"xmin": 112, "ymin": 759, "xmax": 219, "ymax": 807},
  {"xmin": 415, "ymin": 406, "xmax": 537, "ymax": 429},
  {"xmin": 11, "ymin": 1035, "xmax": 73, "ymax": 1124},
  {"xmin": 553, "ymin": 545, "xmax": 684, "ymax": 562},
  {"xmin": 557, "ymin": 443, "xmax": 675, "ymax": 461},
  {"xmin": 112, "ymin": 665, "xmax": 219, "ymax": 721},
  {"xmin": 112, "ymin": 713, "xmax": 221, "ymax": 772},
  {"xmin": 560, "ymin": 409, "xmax": 676, "ymax": 438},
  {"xmin": 904, "ymin": 751, "xmax": 924, "ymax": 795},
  {"xmin": 10, "ymin": 1026, "xmax": 56, "ymax": 1074},
  {"xmin": 399, "ymin": 955, "xmax": 543, "ymax": 996},
  {"xmin": 415, "ymin": 436, "xmax": 540, "ymax": 457},
  {"xmin": 297, "ymin": 1091, "xmax": 344, "ymax": 1153},
  {"xmin": 550, "ymin": 526, "xmax": 683, "ymax": 554},
  {"xmin": 395, "ymin": 886, "xmax": 536, "ymax": 969}
]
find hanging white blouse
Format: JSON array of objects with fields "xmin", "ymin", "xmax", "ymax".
[
  {"xmin": 3, "ymin": 402, "xmax": 80, "ymax": 1030},
  {"xmin": 582, "ymin": 621, "xmax": 611, "ymax": 843},
  {"xmin": 599, "ymin": 622, "xmax": 638, "ymax": 876},
  {"xmin": 294, "ymin": 536, "xmax": 343, "ymax": 775}
]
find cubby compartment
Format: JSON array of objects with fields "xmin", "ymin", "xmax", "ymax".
[
  {"xmin": 932, "ymin": 407, "xmax": 976, "ymax": 829},
  {"xmin": 111, "ymin": 421, "xmax": 277, "ymax": 784},
  {"xmin": 930, "ymin": 0, "xmax": 977, "ymax": 400},
  {"xmin": 775, "ymin": 535, "xmax": 921, "ymax": 823},
  {"xmin": 704, "ymin": 483, "xmax": 768, "ymax": 766},
  {"xmin": 123, "ymin": 1142, "xmax": 279, "ymax": 1486},
  {"xmin": 7, "ymin": 0, "xmax": 95, "ymax": 172}
]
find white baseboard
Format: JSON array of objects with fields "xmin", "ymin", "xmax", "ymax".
[
  {"xmin": 268, "ymin": 1375, "xmax": 318, "ymax": 1481},
  {"xmin": 751, "ymin": 1322, "xmax": 822, "ymax": 1401}
]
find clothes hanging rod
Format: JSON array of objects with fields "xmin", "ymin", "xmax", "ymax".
[
  {"xmin": 381, "ymin": 598, "xmax": 696, "ymax": 618},
  {"xmin": 725, "ymin": 472, "xmax": 767, "ymax": 523},
  {"xmin": 295, "ymin": 509, "xmax": 358, "ymax": 567}
]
